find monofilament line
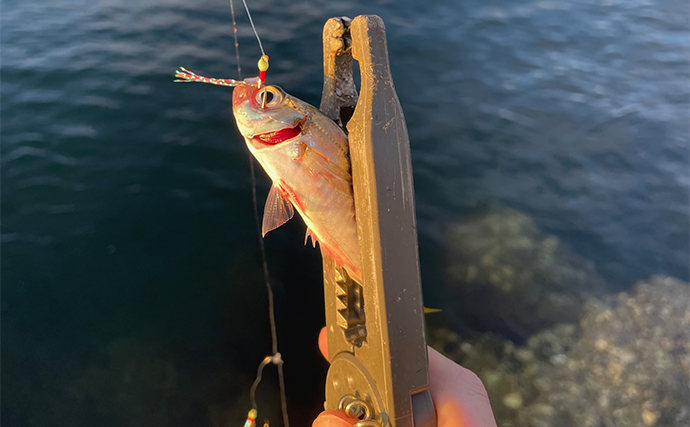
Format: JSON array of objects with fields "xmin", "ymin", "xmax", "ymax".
[{"xmin": 241, "ymin": 0, "xmax": 266, "ymax": 56}]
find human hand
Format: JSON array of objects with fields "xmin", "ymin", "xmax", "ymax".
[{"xmin": 313, "ymin": 328, "xmax": 498, "ymax": 427}]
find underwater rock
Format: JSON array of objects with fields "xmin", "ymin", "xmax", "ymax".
[
  {"xmin": 428, "ymin": 276, "xmax": 690, "ymax": 427},
  {"xmin": 445, "ymin": 204, "xmax": 607, "ymax": 339}
]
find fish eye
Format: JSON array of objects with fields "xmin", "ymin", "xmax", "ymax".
[{"xmin": 256, "ymin": 86, "xmax": 284, "ymax": 108}]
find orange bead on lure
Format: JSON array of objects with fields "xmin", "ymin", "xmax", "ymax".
[{"xmin": 175, "ymin": 57, "xmax": 362, "ymax": 283}]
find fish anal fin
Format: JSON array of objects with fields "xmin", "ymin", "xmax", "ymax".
[
  {"xmin": 304, "ymin": 228, "xmax": 319, "ymax": 248},
  {"xmin": 262, "ymin": 183, "xmax": 295, "ymax": 237}
]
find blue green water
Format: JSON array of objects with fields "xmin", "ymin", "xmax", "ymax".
[{"xmin": 2, "ymin": 0, "xmax": 688, "ymax": 425}]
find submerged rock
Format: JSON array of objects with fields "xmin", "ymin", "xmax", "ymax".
[
  {"xmin": 429, "ymin": 277, "xmax": 690, "ymax": 427},
  {"xmin": 445, "ymin": 204, "xmax": 607, "ymax": 339}
]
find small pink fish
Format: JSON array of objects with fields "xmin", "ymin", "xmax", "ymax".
[{"xmin": 232, "ymin": 77, "xmax": 362, "ymax": 282}]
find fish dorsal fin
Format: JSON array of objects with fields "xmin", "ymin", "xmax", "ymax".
[
  {"xmin": 304, "ymin": 228, "xmax": 319, "ymax": 248},
  {"xmin": 262, "ymin": 183, "xmax": 295, "ymax": 237}
]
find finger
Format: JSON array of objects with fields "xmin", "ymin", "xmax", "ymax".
[
  {"xmin": 312, "ymin": 410, "xmax": 360, "ymax": 427},
  {"xmin": 428, "ymin": 347, "xmax": 498, "ymax": 427},
  {"xmin": 319, "ymin": 326, "xmax": 329, "ymax": 360}
]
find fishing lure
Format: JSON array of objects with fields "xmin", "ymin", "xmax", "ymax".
[{"xmin": 175, "ymin": 55, "xmax": 269, "ymax": 87}]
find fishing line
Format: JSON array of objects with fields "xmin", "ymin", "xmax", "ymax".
[
  {"xmin": 240, "ymin": 0, "xmax": 266, "ymax": 57},
  {"xmin": 249, "ymin": 353, "xmax": 283, "ymax": 409},
  {"xmin": 229, "ymin": 0, "xmax": 242, "ymax": 78},
  {"xmin": 230, "ymin": 1, "xmax": 289, "ymax": 426}
]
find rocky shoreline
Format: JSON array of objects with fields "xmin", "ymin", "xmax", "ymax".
[{"xmin": 430, "ymin": 205, "xmax": 689, "ymax": 427}]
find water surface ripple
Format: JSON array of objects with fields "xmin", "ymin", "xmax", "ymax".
[{"xmin": 2, "ymin": 0, "xmax": 688, "ymax": 426}]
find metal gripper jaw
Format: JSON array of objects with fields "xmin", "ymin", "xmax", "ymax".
[{"xmin": 319, "ymin": 15, "xmax": 437, "ymax": 427}]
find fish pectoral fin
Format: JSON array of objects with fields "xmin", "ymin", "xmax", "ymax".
[
  {"xmin": 302, "ymin": 144, "xmax": 352, "ymax": 184},
  {"xmin": 262, "ymin": 183, "xmax": 295, "ymax": 237},
  {"xmin": 423, "ymin": 307, "xmax": 442, "ymax": 314},
  {"xmin": 304, "ymin": 228, "xmax": 319, "ymax": 248}
]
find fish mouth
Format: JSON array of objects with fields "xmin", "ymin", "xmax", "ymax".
[{"xmin": 250, "ymin": 120, "xmax": 303, "ymax": 145}]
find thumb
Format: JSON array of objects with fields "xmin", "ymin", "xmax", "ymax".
[{"xmin": 312, "ymin": 410, "xmax": 360, "ymax": 427}]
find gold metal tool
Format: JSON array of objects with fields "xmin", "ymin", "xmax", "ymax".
[{"xmin": 319, "ymin": 15, "xmax": 437, "ymax": 427}]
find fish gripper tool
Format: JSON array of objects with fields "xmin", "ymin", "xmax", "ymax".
[{"xmin": 319, "ymin": 15, "xmax": 437, "ymax": 427}]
